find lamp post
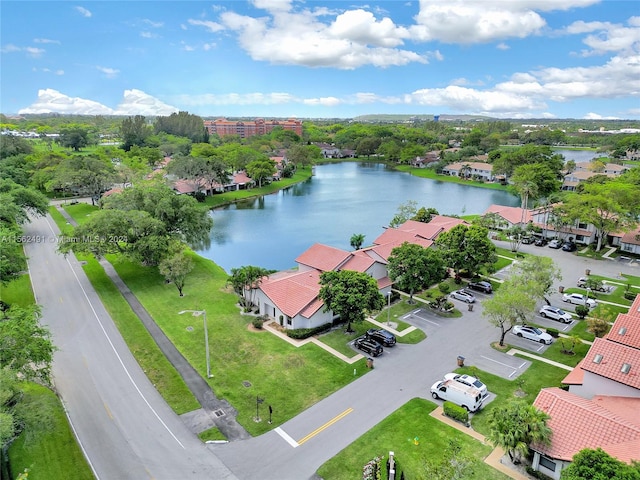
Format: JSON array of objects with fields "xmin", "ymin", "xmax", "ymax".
[
  {"xmin": 179, "ymin": 309, "xmax": 211, "ymax": 378},
  {"xmin": 585, "ymin": 287, "xmax": 591, "ymax": 307},
  {"xmin": 387, "ymin": 291, "xmax": 391, "ymax": 326}
]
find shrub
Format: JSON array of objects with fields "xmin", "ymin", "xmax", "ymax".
[
  {"xmin": 574, "ymin": 305, "xmax": 590, "ymax": 319},
  {"xmin": 443, "ymin": 401, "xmax": 469, "ymax": 424},
  {"xmin": 526, "ymin": 465, "xmax": 553, "ymax": 480},
  {"xmin": 438, "ymin": 283, "xmax": 451, "ymax": 294},
  {"xmin": 252, "ymin": 317, "xmax": 264, "ymax": 329},
  {"xmin": 624, "ymin": 291, "xmax": 637, "ymax": 301},
  {"xmin": 286, "ymin": 323, "xmax": 332, "ymax": 339},
  {"xmin": 546, "ymin": 327, "xmax": 559, "ymax": 338}
]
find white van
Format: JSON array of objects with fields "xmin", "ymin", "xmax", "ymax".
[{"xmin": 430, "ymin": 379, "xmax": 485, "ymax": 412}]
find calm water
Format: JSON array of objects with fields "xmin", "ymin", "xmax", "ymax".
[
  {"xmin": 555, "ymin": 149, "xmax": 608, "ymax": 162},
  {"xmin": 198, "ymin": 162, "xmax": 520, "ymax": 272}
]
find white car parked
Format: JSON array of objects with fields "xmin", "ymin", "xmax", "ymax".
[
  {"xmin": 539, "ymin": 305, "xmax": 573, "ymax": 323},
  {"xmin": 450, "ymin": 289, "xmax": 476, "ymax": 303},
  {"xmin": 444, "ymin": 373, "xmax": 488, "ymax": 399},
  {"xmin": 512, "ymin": 325, "xmax": 553, "ymax": 345},
  {"xmin": 562, "ymin": 293, "xmax": 598, "ymax": 308}
]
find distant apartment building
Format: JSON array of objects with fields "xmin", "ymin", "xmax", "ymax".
[{"xmin": 204, "ymin": 118, "xmax": 303, "ymax": 138}]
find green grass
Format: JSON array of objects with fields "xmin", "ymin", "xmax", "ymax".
[
  {"xmin": 204, "ymin": 168, "xmax": 313, "ymax": 208},
  {"xmin": 0, "ymin": 275, "xmax": 35, "ymax": 307},
  {"xmin": 395, "ymin": 165, "xmax": 510, "ymax": 192},
  {"xmin": 8, "ymin": 383, "xmax": 94, "ymax": 480},
  {"xmin": 317, "ymin": 398, "xmax": 509, "ymax": 480},
  {"xmin": 197, "ymin": 427, "xmax": 227, "ymax": 442},
  {"xmin": 80, "ymin": 255, "xmax": 200, "ymax": 414},
  {"xmin": 466, "ymin": 361, "xmax": 569, "ymax": 436},
  {"xmin": 107, "ymin": 253, "xmax": 368, "ymax": 436}
]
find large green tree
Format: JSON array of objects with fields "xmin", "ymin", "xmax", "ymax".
[
  {"xmin": 50, "ymin": 155, "xmax": 117, "ymax": 204},
  {"xmin": 159, "ymin": 249, "xmax": 194, "ymax": 297},
  {"xmin": 154, "ymin": 111, "xmax": 208, "ymax": 143},
  {"xmin": 561, "ymin": 448, "xmax": 640, "ymax": 480},
  {"xmin": 387, "ymin": 242, "xmax": 445, "ymax": 303},
  {"xmin": 491, "ymin": 145, "xmax": 564, "ymax": 177},
  {"xmin": 319, "ymin": 270, "xmax": 384, "ymax": 332},
  {"xmin": 228, "ymin": 265, "xmax": 272, "ymax": 309},
  {"xmin": 120, "ymin": 115, "xmax": 151, "ymax": 151},
  {"xmin": 487, "ymin": 400, "xmax": 551, "ymax": 464},
  {"xmin": 435, "ymin": 224, "xmax": 497, "ymax": 277},
  {"xmin": 511, "ymin": 163, "xmax": 560, "ymax": 208},
  {"xmin": 0, "ymin": 305, "xmax": 54, "ymax": 383},
  {"xmin": 482, "ymin": 277, "xmax": 538, "ymax": 346},
  {"xmin": 58, "ymin": 124, "xmax": 92, "ymax": 151},
  {"xmin": 511, "ymin": 256, "xmax": 562, "ymax": 305},
  {"xmin": 246, "ymin": 158, "xmax": 276, "ymax": 188}
]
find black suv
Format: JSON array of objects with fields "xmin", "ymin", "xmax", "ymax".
[
  {"xmin": 467, "ymin": 280, "xmax": 492, "ymax": 294},
  {"xmin": 353, "ymin": 337, "xmax": 383, "ymax": 356},
  {"xmin": 366, "ymin": 328, "xmax": 396, "ymax": 347},
  {"xmin": 534, "ymin": 237, "xmax": 548, "ymax": 246}
]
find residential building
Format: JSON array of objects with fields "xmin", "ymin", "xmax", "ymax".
[
  {"xmin": 441, "ymin": 161, "xmax": 495, "ymax": 181},
  {"xmin": 531, "ymin": 295, "xmax": 640, "ymax": 479},
  {"xmin": 483, "ymin": 205, "xmax": 532, "ymax": 230},
  {"xmin": 620, "ymin": 226, "xmax": 640, "ymax": 255},
  {"xmin": 562, "ymin": 162, "xmax": 627, "ymax": 191},
  {"xmin": 204, "ymin": 118, "xmax": 302, "ymax": 138}
]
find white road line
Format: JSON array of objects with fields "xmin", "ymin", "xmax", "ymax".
[
  {"xmin": 45, "ymin": 217, "xmax": 186, "ymax": 450},
  {"xmin": 480, "ymin": 355, "xmax": 518, "ymax": 375},
  {"xmin": 275, "ymin": 427, "xmax": 299, "ymax": 448}
]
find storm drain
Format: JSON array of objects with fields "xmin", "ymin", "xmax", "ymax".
[
  {"xmin": 213, "ymin": 409, "xmax": 225, "ymax": 418},
  {"xmin": 242, "ymin": 381, "xmax": 252, "ymax": 387}
]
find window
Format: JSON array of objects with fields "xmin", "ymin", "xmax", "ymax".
[
  {"xmin": 576, "ymin": 235, "xmax": 585, "ymax": 241},
  {"xmin": 593, "ymin": 354, "xmax": 603, "ymax": 364},
  {"xmin": 621, "ymin": 363, "xmax": 631, "ymax": 374},
  {"xmin": 539, "ymin": 456, "xmax": 556, "ymax": 472},
  {"xmin": 578, "ymin": 222, "xmax": 588, "ymax": 229}
]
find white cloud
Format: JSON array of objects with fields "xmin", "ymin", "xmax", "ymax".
[
  {"xmin": 1, "ymin": 44, "xmax": 21, "ymax": 53},
  {"xmin": 2, "ymin": 44, "xmax": 45, "ymax": 57},
  {"xmin": 496, "ymin": 43, "xmax": 510, "ymax": 50},
  {"xmin": 142, "ymin": 19, "xmax": 164, "ymax": 28},
  {"xmin": 303, "ymin": 97, "xmax": 341, "ymax": 106},
  {"xmin": 96, "ymin": 66, "xmax": 120, "ymax": 78},
  {"xmin": 75, "ymin": 6, "xmax": 92, "ymax": 18},
  {"xmin": 218, "ymin": 7, "xmax": 425, "ymax": 69},
  {"xmin": 573, "ymin": 18, "xmax": 640, "ymax": 55},
  {"xmin": 33, "ymin": 38, "xmax": 60, "ymax": 44},
  {"xmin": 584, "ymin": 112, "xmax": 621, "ymax": 120},
  {"xmin": 188, "ymin": 19, "xmax": 224, "ymax": 32},
  {"xmin": 40, "ymin": 68, "xmax": 65, "ymax": 75},
  {"xmin": 114, "ymin": 89, "xmax": 179, "ymax": 116},
  {"xmin": 19, "ymin": 89, "xmax": 114, "ymax": 115},
  {"xmin": 140, "ymin": 31, "xmax": 158, "ymax": 39},
  {"xmin": 328, "ymin": 9, "xmax": 410, "ymax": 48}
]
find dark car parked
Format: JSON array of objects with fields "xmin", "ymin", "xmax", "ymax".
[
  {"xmin": 521, "ymin": 236, "xmax": 535, "ymax": 244},
  {"xmin": 534, "ymin": 237, "xmax": 548, "ymax": 246},
  {"xmin": 562, "ymin": 242, "xmax": 577, "ymax": 252},
  {"xmin": 353, "ymin": 337, "xmax": 383, "ymax": 356},
  {"xmin": 467, "ymin": 280, "xmax": 493, "ymax": 294},
  {"xmin": 366, "ymin": 328, "xmax": 396, "ymax": 347}
]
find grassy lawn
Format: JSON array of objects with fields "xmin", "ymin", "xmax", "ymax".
[
  {"xmin": 395, "ymin": 165, "xmax": 509, "ymax": 192},
  {"xmin": 317, "ymin": 398, "xmax": 509, "ymax": 480},
  {"xmin": 0, "ymin": 274, "xmax": 35, "ymax": 306},
  {"xmin": 8, "ymin": 383, "xmax": 95, "ymax": 480},
  {"xmin": 466, "ymin": 361, "xmax": 569, "ymax": 436},
  {"xmin": 204, "ymin": 168, "xmax": 313, "ymax": 208},
  {"xmin": 198, "ymin": 427, "xmax": 227, "ymax": 442},
  {"xmin": 107, "ymin": 253, "xmax": 368, "ymax": 436}
]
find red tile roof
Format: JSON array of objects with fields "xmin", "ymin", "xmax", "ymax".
[
  {"xmin": 621, "ymin": 226, "xmax": 640, "ymax": 246},
  {"xmin": 427, "ymin": 215, "xmax": 469, "ymax": 230},
  {"xmin": 259, "ymin": 269, "xmax": 323, "ymax": 318},
  {"xmin": 606, "ymin": 313, "xmax": 640, "ymax": 350},
  {"xmin": 628, "ymin": 294, "xmax": 640, "ymax": 319},
  {"xmin": 396, "ymin": 219, "xmax": 447, "ymax": 240},
  {"xmin": 340, "ymin": 253, "xmax": 375, "ymax": 273},
  {"xmin": 295, "ymin": 243, "xmax": 351, "ymax": 271},
  {"xmin": 581, "ymin": 338, "xmax": 640, "ymax": 390},
  {"xmin": 373, "ymin": 228, "xmax": 437, "ymax": 247},
  {"xmin": 484, "ymin": 204, "xmax": 532, "ymax": 224},
  {"xmin": 562, "ymin": 359, "xmax": 585, "ymax": 385},
  {"xmin": 533, "ymin": 388, "xmax": 640, "ymax": 463}
]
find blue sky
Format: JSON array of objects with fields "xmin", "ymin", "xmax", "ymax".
[{"xmin": 1, "ymin": 0, "xmax": 639, "ymax": 119}]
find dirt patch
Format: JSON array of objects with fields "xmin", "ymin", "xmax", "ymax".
[
  {"xmin": 247, "ymin": 323, "xmax": 266, "ymax": 333},
  {"xmin": 491, "ymin": 342, "xmax": 510, "ymax": 351}
]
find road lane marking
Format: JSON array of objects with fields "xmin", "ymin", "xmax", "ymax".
[
  {"xmin": 480, "ymin": 355, "xmax": 518, "ymax": 377},
  {"xmin": 104, "ymin": 402, "xmax": 113, "ymax": 420},
  {"xmin": 45, "ymin": 217, "xmax": 186, "ymax": 450},
  {"xmin": 275, "ymin": 427, "xmax": 299, "ymax": 448},
  {"xmin": 297, "ymin": 408, "xmax": 353, "ymax": 446}
]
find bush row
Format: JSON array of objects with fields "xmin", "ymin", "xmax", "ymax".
[
  {"xmin": 285, "ymin": 323, "xmax": 332, "ymax": 339},
  {"xmin": 443, "ymin": 401, "xmax": 469, "ymax": 424}
]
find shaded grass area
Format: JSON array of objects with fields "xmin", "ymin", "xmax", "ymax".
[
  {"xmin": 197, "ymin": 427, "xmax": 226, "ymax": 442},
  {"xmin": 467, "ymin": 361, "xmax": 569, "ymax": 436},
  {"xmin": 317, "ymin": 398, "xmax": 509, "ymax": 480},
  {"xmin": 8, "ymin": 384, "xmax": 94, "ymax": 480},
  {"xmin": 107, "ymin": 254, "xmax": 368, "ymax": 436},
  {"xmin": 395, "ymin": 165, "xmax": 510, "ymax": 192},
  {"xmin": 0, "ymin": 274, "xmax": 35, "ymax": 307},
  {"xmin": 204, "ymin": 168, "xmax": 313, "ymax": 208}
]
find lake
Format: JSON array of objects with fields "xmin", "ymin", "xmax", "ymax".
[{"xmin": 198, "ymin": 162, "xmax": 520, "ymax": 272}]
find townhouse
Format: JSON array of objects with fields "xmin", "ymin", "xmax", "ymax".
[{"xmin": 530, "ymin": 294, "xmax": 640, "ymax": 479}]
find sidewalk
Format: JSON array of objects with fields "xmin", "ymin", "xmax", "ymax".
[{"xmin": 55, "ymin": 205, "xmax": 250, "ymax": 441}]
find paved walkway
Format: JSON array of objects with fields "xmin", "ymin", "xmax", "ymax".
[
  {"xmin": 55, "ymin": 205, "xmax": 250, "ymax": 441},
  {"xmin": 429, "ymin": 407, "xmax": 532, "ymax": 480}
]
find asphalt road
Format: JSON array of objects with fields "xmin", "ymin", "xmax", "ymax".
[
  {"xmin": 23, "ymin": 212, "xmax": 638, "ymax": 480},
  {"xmin": 23, "ymin": 214, "xmax": 238, "ymax": 480}
]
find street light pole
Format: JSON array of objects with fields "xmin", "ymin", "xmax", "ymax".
[
  {"xmin": 387, "ymin": 291, "xmax": 391, "ymax": 326},
  {"xmin": 178, "ymin": 309, "xmax": 211, "ymax": 378}
]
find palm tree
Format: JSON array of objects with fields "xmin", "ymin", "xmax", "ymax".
[
  {"xmin": 487, "ymin": 401, "xmax": 552, "ymax": 464},
  {"xmin": 350, "ymin": 233, "xmax": 366, "ymax": 250}
]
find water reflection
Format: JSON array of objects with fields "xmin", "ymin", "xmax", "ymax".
[{"xmin": 199, "ymin": 162, "xmax": 520, "ymax": 272}]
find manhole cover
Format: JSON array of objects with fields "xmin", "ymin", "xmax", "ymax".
[
  {"xmin": 242, "ymin": 381, "xmax": 252, "ymax": 387},
  {"xmin": 213, "ymin": 409, "xmax": 225, "ymax": 418},
  {"xmin": 186, "ymin": 326, "xmax": 194, "ymax": 332}
]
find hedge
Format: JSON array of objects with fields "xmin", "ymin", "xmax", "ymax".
[
  {"xmin": 285, "ymin": 323, "xmax": 332, "ymax": 339},
  {"xmin": 443, "ymin": 401, "xmax": 469, "ymax": 425}
]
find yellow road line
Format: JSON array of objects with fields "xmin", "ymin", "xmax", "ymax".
[
  {"xmin": 104, "ymin": 402, "xmax": 113, "ymax": 419},
  {"xmin": 297, "ymin": 408, "xmax": 353, "ymax": 445}
]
